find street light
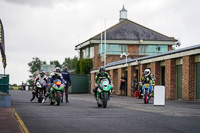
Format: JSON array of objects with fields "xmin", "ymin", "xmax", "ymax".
[{"xmin": 120, "ymin": 52, "xmax": 129, "ymax": 65}]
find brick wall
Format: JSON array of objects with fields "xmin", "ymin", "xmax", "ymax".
[
  {"xmin": 139, "ymin": 64, "xmax": 147, "ymax": 80},
  {"xmin": 168, "ymin": 45, "xmax": 173, "ymax": 51},
  {"xmin": 90, "ymin": 73, "xmax": 95, "ymax": 94},
  {"xmin": 128, "ymin": 45, "xmax": 139, "ymax": 56},
  {"xmin": 127, "ymin": 66, "xmax": 132, "ymax": 96},
  {"xmin": 109, "ymin": 69, "xmax": 115, "ymax": 95},
  {"xmin": 113, "ymin": 69, "xmax": 118, "ymax": 94},
  {"xmin": 117, "ymin": 68, "xmax": 122, "ymax": 94},
  {"xmin": 151, "ymin": 62, "xmax": 161, "ymax": 85},
  {"xmin": 182, "ymin": 56, "xmax": 195, "ymax": 101},
  {"xmin": 165, "ymin": 59, "xmax": 176, "ymax": 99}
]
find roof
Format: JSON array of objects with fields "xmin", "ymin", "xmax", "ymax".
[
  {"xmin": 120, "ymin": 5, "xmax": 127, "ymax": 12},
  {"xmin": 76, "ymin": 19, "xmax": 177, "ymax": 48},
  {"xmin": 105, "ymin": 44, "xmax": 200, "ymax": 68}
]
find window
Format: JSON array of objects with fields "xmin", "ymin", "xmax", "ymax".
[
  {"xmin": 98, "ymin": 44, "xmax": 127, "ymax": 55},
  {"xmin": 90, "ymin": 47, "xmax": 94, "ymax": 58},
  {"xmin": 140, "ymin": 45, "xmax": 168, "ymax": 55},
  {"xmin": 120, "ymin": 45, "xmax": 127, "ymax": 53}
]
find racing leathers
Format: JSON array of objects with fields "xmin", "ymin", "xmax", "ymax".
[
  {"xmin": 30, "ymin": 74, "xmax": 48, "ymax": 101},
  {"xmin": 93, "ymin": 72, "xmax": 112, "ymax": 99},
  {"xmin": 47, "ymin": 72, "xmax": 64, "ymax": 93},
  {"xmin": 141, "ymin": 74, "xmax": 156, "ymax": 95}
]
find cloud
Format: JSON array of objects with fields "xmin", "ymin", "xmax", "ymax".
[{"xmin": 3, "ymin": 0, "xmax": 78, "ymax": 8}]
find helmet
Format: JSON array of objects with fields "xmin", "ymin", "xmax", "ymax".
[
  {"xmin": 55, "ymin": 67, "xmax": 61, "ymax": 73},
  {"xmin": 144, "ymin": 69, "xmax": 150, "ymax": 77},
  {"xmin": 99, "ymin": 66, "xmax": 105, "ymax": 75},
  {"xmin": 40, "ymin": 70, "xmax": 45, "ymax": 77}
]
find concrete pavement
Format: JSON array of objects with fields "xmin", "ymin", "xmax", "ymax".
[
  {"xmin": 10, "ymin": 90, "xmax": 200, "ymax": 133},
  {"xmin": 0, "ymin": 108, "xmax": 23, "ymax": 133}
]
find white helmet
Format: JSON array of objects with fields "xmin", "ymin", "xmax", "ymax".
[{"xmin": 144, "ymin": 69, "xmax": 150, "ymax": 77}]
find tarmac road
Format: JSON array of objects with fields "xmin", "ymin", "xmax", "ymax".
[{"xmin": 10, "ymin": 90, "xmax": 200, "ymax": 133}]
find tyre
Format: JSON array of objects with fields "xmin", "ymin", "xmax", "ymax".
[
  {"xmin": 102, "ymin": 93, "xmax": 108, "ymax": 108},
  {"xmin": 50, "ymin": 99, "xmax": 54, "ymax": 105},
  {"xmin": 144, "ymin": 93, "xmax": 147, "ymax": 104},
  {"xmin": 97, "ymin": 104, "xmax": 102, "ymax": 107},
  {"xmin": 56, "ymin": 92, "xmax": 61, "ymax": 106},
  {"xmin": 38, "ymin": 91, "xmax": 43, "ymax": 103}
]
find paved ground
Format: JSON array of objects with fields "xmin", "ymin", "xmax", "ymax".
[
  {"xmin": 10, "ymin": 90, "xmax": 200, "ymax": 133},
  {"xmin": 0, "ymin": 108, "xmax": 22, "ymax": 133}
]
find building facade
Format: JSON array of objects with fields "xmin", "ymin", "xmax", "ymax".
[
  {"xmin": 75, "ymin": 6, "xmax": 177, "ymax": 70},
  {"xmin": 90, "ymin": 44, "xmax": 200, "ymax": 101}
]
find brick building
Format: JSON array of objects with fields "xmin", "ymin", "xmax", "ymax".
[
  {"xmin": 90, "ymin": 44, "xmax": 200, "ymax": 101},
  {"xmin": 75, "ymin": 6, "xmax": 177, "ymax": 70}
]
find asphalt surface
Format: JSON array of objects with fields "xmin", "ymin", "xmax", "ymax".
[{"xmin": 10, "ymin": 90, "xmax": 200, "ymax": 133}]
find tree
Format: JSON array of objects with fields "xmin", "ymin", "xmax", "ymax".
[
  {"xmin": 62, "ymin": 56, "xmax": 78, "ymax": 69},
  {"xmin": 50, "ymin": 60, "xmax": 61, "ymax": 68},
  {"xmin": 79, "ymin": 59, "xmax": 93, "ymax": 74},
  {"xmin": 27, "ymin": 57, "xmax": 42, "ymax": 85}
]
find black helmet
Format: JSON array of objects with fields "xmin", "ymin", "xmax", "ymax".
[
  {"xmin": 40, "ymin": 70, "xmax": 45, "ymax": 77},
  {"xmin": 55, "ymin": 67, "xmax": 61, "ymax": 73},
  {"xmin": 99, "ymin": 66, "xmax": 105, "ymax": 75}
]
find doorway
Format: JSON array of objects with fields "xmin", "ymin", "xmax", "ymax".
[
  {"xmin": 196, "ymin": 63, "xmax": 200, "ymax": 99},
  {"xmin": 161, "ymin": 67, "xmax": 165, "ymax": 86},
  {"xmin": 176, "ymin": 65, "xmax": 182, "ymax": 99}
]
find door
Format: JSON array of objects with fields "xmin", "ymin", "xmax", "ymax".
[
  {"xmin": 125, "ymin": 71, "xmax": 128, "ymax": 96},
  {"xmin": 176, "ymin": 65, "xmax": 182, "ymax": 99},
  {"xmin": 161, "ymin": 67, "xmax": 165, "ymax": 86},
  {"xmin": 196, "ymin": 63, "xmax": 200, "ymax": 99}
]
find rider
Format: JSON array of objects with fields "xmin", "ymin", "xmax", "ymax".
[
  {"xmin": 30, "ymin": 70, "xmax": 48, "ymax": 101},
  {"xmin": 42, "ymin": 67, "xmax": 64, "ymax": 103},
  {"xmin": 141, "ymin": 69, "xmax": 156, "ymax": 97},
  {"xmin": 93, "ymin": 66, "xmax": 112, "ymax": 100}
]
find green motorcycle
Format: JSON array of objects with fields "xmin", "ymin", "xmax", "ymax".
[
  {"xmin": 96, "ymin": 79, "xmax": 112, "ymax": 108},
  {"xmin": 49, "ymin": 79, "xmax": 64, "ymax": 106}
]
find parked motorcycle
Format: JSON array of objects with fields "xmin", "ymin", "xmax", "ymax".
[
  {"xmin": 36, "ymin": 81, "xmax": 46, "ymax": 103},
  {"xmin": 96, "ymin": 79, "xmax": 112, "ymax": 108},
  {"xmin": 49, "ymin": 79, "xmax": 64, "ymax": 106}
]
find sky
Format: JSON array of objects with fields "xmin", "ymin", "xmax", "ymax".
[{"xmin": 0, "ymin": 0, "xmax": 199, "ymax": 85}]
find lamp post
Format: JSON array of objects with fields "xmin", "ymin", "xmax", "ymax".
[{"xmin": 120, "ymin": 52, "xmax": 129, "ymax": 65}]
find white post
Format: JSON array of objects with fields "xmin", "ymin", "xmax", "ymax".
[
  {"xmin": 101, "ymin": 19, "xmax": 102, "ymax": 54},
  {"xmin": 104, "ymin": 18, "xmax": 107, "ymax": 67}
]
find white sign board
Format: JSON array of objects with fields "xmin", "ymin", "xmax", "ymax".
[{"xmin": 154, "ymin": 86, "xmax": 165, "ymax": 106}]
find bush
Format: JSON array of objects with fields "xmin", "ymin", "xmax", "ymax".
[{"xmin": 75, "ymin": 60, "xmax": 80, "ymax": 74}]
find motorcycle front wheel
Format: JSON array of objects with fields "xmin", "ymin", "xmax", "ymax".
[
  {"xmin": 102, "ymin": 93, "xmax": 108, "ymax": 108},
  {"xmin": 38, "ymin": 91, "xmax": 43, "ymax": 103},
  {"xmin": 56, "ymin": 92, "xmax": 61, "ymax": 106}
]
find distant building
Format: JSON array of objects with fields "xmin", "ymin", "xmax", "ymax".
[
  {"xmin": 75, "ymin": 6, "xmax": 177, "ymax": 69},
  {"xmin": 41, "ymin": 65, "xmax": 55, "ymax": 76}
]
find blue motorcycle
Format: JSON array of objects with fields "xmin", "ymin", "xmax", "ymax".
[{"xmin": 142, "ymin": 83, "xmax": 151, "ymax": 104}]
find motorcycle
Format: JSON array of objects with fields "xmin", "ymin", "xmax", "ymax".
[
  {"xmin": 36, "ymin": 81, "xmax": 46, "ymax": 103},
  {"xmin": 49, "ymin": 79, "xmax": 64, "ymax": 106},
  {"xmin": 96, "ymin": 79, "xmax": 112, "ymax": 108},
  {"xmin": 142, "ymin": 83, "xmax": 151, "ymax": 104}
]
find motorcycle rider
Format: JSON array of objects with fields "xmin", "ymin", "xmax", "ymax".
[
  {"xmin": 30, "ymin": 70, "xmax": 48, "ymax": 101},
  {"xmin": 93, "ymin": 66, "xmax": 112, "ymax": 100},
  {"xmin": 42, "ymin": 67, "xmax": 64, "ymax": 103},
  {"xmin": 141, "ymin": 69, "xmax": 156, "ymax": 97}
]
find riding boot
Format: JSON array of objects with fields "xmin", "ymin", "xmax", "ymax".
[{"xmin": 30, "ymin": 95, "xmax": 35, "ymax": 101}]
